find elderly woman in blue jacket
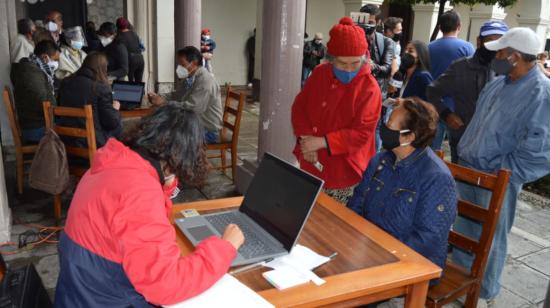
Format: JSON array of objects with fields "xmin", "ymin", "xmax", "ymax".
[{"xmin": 347, "ymin": 97, "xmax": 457, "ymax": 277}]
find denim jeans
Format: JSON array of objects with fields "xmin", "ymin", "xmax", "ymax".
[
  {"xmin": 431, "ymin": 121, "xmax": 447, "ymax": 150},
  {"xmin": 204, "ymin": 131, "xmax": 219, "ymax": 144},
  {"xmin": 301, "ymin": 67, "xmax": 312, "ymax": 87},
  {"xmin": 451, "ymin": 161, "xmax": 522, "ymax": 299},
  {"xmin": 22, "ymin": 127, "xmax": 45, "ymax": 144}
]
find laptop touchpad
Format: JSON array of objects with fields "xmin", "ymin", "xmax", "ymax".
[{"xmin": 188, "ymin": 225, "xmax": 215, "ymax": 241}]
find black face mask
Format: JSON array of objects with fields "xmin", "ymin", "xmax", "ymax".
[
  {"xmin": 365, "ymin": 24, "xmax": 376, "ymax": 36},
  {"xmin": 399, "ymin": 53, "xmax": 416, "ymax": 72},
  {"xmin": 477, "ymin": 44, "xmax": 497, "ymax": 65},
  {"xmin": 392, "ymin": 32, "xmax": 402, "ymax": 43},
  {"xmin": 380, "ymin": 123, "xmax": 411, "ymax": 151}
]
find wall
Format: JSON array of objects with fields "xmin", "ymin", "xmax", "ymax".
[
  {"xmin": 87, "ymin": 0, "xmax": 124, "ymax": 26},
  {"xmin": 155, "ymin": 0, "xmax": 175, "ymax": 92},
  {"xmin": 306, "ymin": 0, "xmax": 346, "ymax": 49},
  {"xmin": 202, "ymin": 0, "xmax": 258, "ymax": 85}
]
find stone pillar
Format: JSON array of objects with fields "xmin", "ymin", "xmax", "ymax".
[
  {"xmin": 252, "ymin": 0, "xmax": 263, "ymax": 101},
  {"xmin": 127, "ymin": 0, "xmax": 155, "ymax": 93},
  {"xmin": 342, "ymin": 0, "xmax": 372, "ymax": 16},
  {"xmin": 236, "ymin": 0, "xmax": 307, "ymax": 194},
  {"xmin": 511, "ymin": 0, "xmax": 548, "ymax": 53},
  {"xmin": 174, "ymin": 0, "xmax": 201, "ymax": 50},
  {"xmin": 411, "ymin": 3, "xmax": 440, "ymax": 42},
  {"xmin": 156, "ymin": 0, "xmax": 175, "ymax": 93},
  {"xmin": 455, "ymin": 3, "xmax": 506, "ymax": 45},
  {"xmin": 257, "ymin": 0, "xmax": 306, "ymax": 163},
  {"xmin": 0, "ymin": 0, "xmax": 13, "ymax": 243},
  {"xmin": 1, "ymin": 0, "xmax": 15, "ymax": 146}
]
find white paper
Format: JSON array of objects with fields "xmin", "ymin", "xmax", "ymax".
[
  {"xmin": 164, "ymin": 274, "xmax": 274, "ymax": 308},
  {"xmin": 262, "ymin": 245, "xmax": 330, "ymax": 289}
]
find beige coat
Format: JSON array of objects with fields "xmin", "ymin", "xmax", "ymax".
[
  {"xmin": 10, "ymin": 34, "xmax": 34, "ymax": 63},
  {"xmin": 56, "ymin": 46, "xmax": 87, "ymax": 79}
]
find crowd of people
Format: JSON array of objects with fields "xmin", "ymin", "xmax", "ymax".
[
  {"xmin": 293, "ymin": 4, "xmax": 550, "ymax": 307},
  {"xmin": 5, "ymin": 5, "xmax": 550, "ymax": 308}
]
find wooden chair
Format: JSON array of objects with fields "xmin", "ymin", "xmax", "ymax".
[
  {"xmin": 42, "ymin": 101, "xmax": 97, "ymax": 221},
  {"xmin": 427, "ymin": 151, "xmax": 511, "ymax": 308},
  {"xmin": 206, "ymin": 85, "xmax": 246, "ymax": 181},
  {"xmin": 2, "ymin": 86, "xmax": 38, "ymax": 194}
]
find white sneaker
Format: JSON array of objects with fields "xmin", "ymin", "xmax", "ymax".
[
  {"xmin": 477, "ymin": 298, "xmax": 496, "ymax": 308},
  {"xmin": 247, "ymin": 83, "xmax": 253, "ymax": 88}
]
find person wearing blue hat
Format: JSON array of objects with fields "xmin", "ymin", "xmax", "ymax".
[{"xmin": 426, "ymin": 20, "xmax": 508, "ymax": 163}]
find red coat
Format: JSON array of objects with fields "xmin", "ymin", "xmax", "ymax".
[
  {"xmin": 291, "ymin": 63, "xmax": 381, "ymax": 189},
  {"xmin": 58, "ymin": 139, "xmax": 236, "ymax": 306}
]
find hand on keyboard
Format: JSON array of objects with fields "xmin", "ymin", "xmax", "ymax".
[{"xmin": 222, "ymin": 224, "xmax": 245, "ymax": 250}]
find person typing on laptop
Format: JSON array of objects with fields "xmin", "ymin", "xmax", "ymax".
[{"xmin": 54, "ymin": 103, "xmax": 244, "ymax": 307}]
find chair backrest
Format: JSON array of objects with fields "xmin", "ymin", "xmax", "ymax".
[
  {"xmin": 2, "ymin": 86, "xmax": 24, "ymax": 148},
  {"xmin": 42, "ymin": 101, "xmax": 97, "ymax": 164},
  {"xmin": 440, "ymin": 155, "xmax": 511, "ymax": 279},
  {"xmin": 221, "ymin": 84, "xmax": 246, "ymax": 144}
]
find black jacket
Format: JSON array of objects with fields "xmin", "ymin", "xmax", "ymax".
[
  {"xmin": 368, "ymin": 32, "xmax": 395, "ymax": 96},
  {"xmin": 10, "ymin": 58, "xmax": 56, "ymax": 129},
  {"xmin": 101, "ymin": 41, "xmax": 128, "ymax": 80},
  {"xmin": 58, "ymin": 67, "xmax": 122, "ymax": 147},
  {"xmin": 426, "ymin": 51, "xmax": 494, "ymax": 140},
  {"xmin": 303, "ymin": 40, "xmax": 326, "ymax": 69}
]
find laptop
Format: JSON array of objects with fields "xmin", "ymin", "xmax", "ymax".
[
  {"xmin": 175, "ymin": 152, "xmax": 324, "ymax": 267},
  {"xmin": 112, "ymin": 80, "xmax": 145, "ymax": 110}
]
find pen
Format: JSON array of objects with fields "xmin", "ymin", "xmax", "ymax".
[{"xmin": 229, "ymin": 258, "xmax": 274, "ymax": 275}]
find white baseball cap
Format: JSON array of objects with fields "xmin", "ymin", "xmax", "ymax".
[{"xmin": 484, "ymin": 27, "xmax": 541, "ymax": 56}]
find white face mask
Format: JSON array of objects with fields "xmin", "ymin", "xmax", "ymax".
[
  {"xmin": 176, "ymin": 64, "xmax": 189, "ymax": 79},
  {"xmin": 48, "ymin": 59, "xmax": 59, "ymax": 72},
  {"xmin": 46, "ymin": 21, "xmax": 58, "ymax": 33},
  {"xmin": 99, "ymin": 36, "xmax": 113, "ymax": 47},
  {"xmin": 202, "ymin": 35, "xmax": 210, "ymax": 40}
]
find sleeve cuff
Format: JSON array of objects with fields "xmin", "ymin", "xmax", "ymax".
[
  {"xmin": 440, "ymin": 108, "xmax": 452, "ymax": 122},
  {"xmin": 324, "ymin": 136, "xmax": 332, "ymax": 156}
]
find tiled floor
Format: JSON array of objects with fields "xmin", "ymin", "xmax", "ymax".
[{"xmin": 2, "ymin": 86, "xmax": 549, "ymax": 307}]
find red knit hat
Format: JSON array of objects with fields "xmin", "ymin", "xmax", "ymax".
[
  {"xmin": 327, "ymin": 16, "xmax": 368, "ymax": 57},
  {"xmin": 201, "ymin": 28, "xmax": 210, "ymax": 35},
  {"xmin": 116, "ymin": 17, "xmax": 129, "ymax": 30}
]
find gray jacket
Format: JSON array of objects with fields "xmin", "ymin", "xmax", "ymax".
[
  {"xmin": 426, "ymin": 51, "xmax": 494, "ymax": 139},
  {"xmin": 165, "ymin": 66, "xmax": 222, "ymax": 132}
]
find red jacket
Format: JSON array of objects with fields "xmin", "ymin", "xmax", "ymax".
[
  {"xmin": 292, "ymin": 63, "xmax": 381, "ymax": 189},
  {"xmin": 59, "ymin": 139, "xmax": 236, "ymax": 306}
]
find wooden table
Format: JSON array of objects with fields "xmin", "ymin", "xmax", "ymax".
[
  {"xmin": 171, "ymin": 193, "xmax": 441, "ymax": 307},
  {"xmin": 120, "ymin": 108, "xmax": 153, "ymax": 119}
]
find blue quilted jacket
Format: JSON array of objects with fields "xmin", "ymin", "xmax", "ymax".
[{"xmin": 347, "ymin": 147, "xmax": 457, "ymax": 271}]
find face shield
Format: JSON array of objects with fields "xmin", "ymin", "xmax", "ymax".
[{"xmin": 64, "ymin": 26, "xmax": 87, "ymax": 47}]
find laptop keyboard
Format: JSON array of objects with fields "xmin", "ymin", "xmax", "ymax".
[{"xmin": 205, "ymin": 212, "xmax": 277, "ymax": 259}]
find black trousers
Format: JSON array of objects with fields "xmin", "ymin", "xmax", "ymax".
[{"xmin": 128, "ymin": 53, "xmax": 145, "ymax": 83}]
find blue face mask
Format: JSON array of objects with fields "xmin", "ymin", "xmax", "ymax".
[{"xmin": 332, "ymin": 65, "xmax": 360, "ymax": 84}]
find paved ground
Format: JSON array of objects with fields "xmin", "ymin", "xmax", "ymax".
[{"xmin": 1, "ymin": 88, "xmax": 549, "ymax": 307}]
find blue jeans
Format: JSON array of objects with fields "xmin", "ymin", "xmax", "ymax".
[
  {"xmin": 431, "ymin": 121, "xmax": 447, "ymax": 150},
  {"xmin": 22, "ymin": 127, "xmax": 45, "ymax": 144},
  {"xmin": 205, "ymin": 131, "xmax": 219, "ymax": 144},
  {"xmin": 301, "ymin": 67, "xmax": 312, "ymax": 87},
  {"xmin": 451, "ymin": 162, "xmax": 522, "ymax": 299}
]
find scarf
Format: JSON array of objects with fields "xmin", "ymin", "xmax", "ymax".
[{"xmin": 29, "ymin": 53, "xmax": 55, "ymax": 92}]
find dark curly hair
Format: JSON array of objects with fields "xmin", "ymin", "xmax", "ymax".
[
  {"xmin": 121, "ymin": 102, "xmax": 209, "ymax": 187},
  {"xmin": 400, "ymin": 97, "xmax": 439, "ymax": 148}
]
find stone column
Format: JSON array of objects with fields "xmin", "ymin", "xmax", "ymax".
[
  {"xmin": 252, "ymin": 0, "xmax": 263, "ymax": 101},
  {"xmin": 257, "ymin": 0, "xmax": 307, "ymax": 162},
  {"xmin": 509, "ymin": 0, "xmax": 548, "ymax": 54},
  {"xmin": 454, "ymin": 3, "xmax": 506, "ymax": 45},
  {"xmin": 0, "ymin": 0, "xmax": 13, "ymax": 243},
  {"xmin": 342, "ymin": 0, "xmax": 381, "ymax": 16},
  {"xmin": 127, "ymin": 0, "xmax": 155, "ymax": 93},
  {"xmin": 411, "ymin": 3, "xmax": 440, "ymax": 42},
  {"xmin": 174, "ymin": 0, "xmax": 201, "ymax": 50},
  {"xmin": 236, "ymin": 0, "xmax": 307, "ymax": 193}
]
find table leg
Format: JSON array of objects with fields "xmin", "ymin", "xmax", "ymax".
[{"xmin": 404, "ymin": 281, "xmax": 429, "ymax": 308}]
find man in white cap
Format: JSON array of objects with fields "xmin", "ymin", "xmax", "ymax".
[{"xmin": 452, "ymin": 27, "xmax": 550, "ymax": 306}]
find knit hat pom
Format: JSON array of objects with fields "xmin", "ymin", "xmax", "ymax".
[
  {"xmin": 327, "ymin": 16, "xmax": 368, "ymax": 57},
  {"xmin": 339, "ymin": 16, "xmax": 354, "ymax": 26}
]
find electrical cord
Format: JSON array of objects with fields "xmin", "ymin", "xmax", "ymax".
[{"xmin": 0, "ymin": 216, "xmax": 63, "ymax": 255}]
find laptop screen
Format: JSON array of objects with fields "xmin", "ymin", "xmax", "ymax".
[
  {"xmin": 112, "ymin": 81, "xmax": 145, "ymax": 104},
  {"xmin": 240, "ymin": 153, "xmax": 324, "ymax": 251}
]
